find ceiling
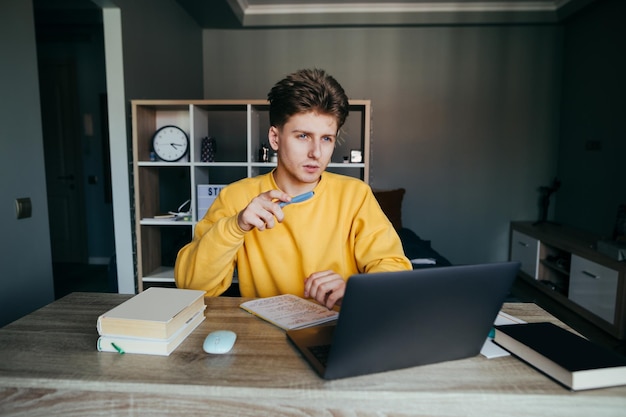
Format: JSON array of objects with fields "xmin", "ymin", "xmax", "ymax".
[
  {"xmin": 175, "ymin": 0, "xmax": 598, "ymax": 28},
  {"xmin": 32, "ymin": 0, "xmax": 599, "ymax": 31}
]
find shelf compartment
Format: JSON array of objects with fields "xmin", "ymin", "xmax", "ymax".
[
  {"xmin": 194, "ymin": 165, "xmax": 248, "ymax": 187},
  {"xmin": 250, "ymin": 104, "xmax": 270, "ymax": 161},
  {"xmin": 138, "ymin": 224, "xmax": 192, "ymax": 291},
  {"xmin": 136, "ymin": 165, "xmax": 191, "ymax": 219},
  {"xmin": 133, "ymin": 103, "xmax": 191, "ymax": 163},
  {"xmin": 191, "ymin": 104, "xmax": 248, "ymax": 163},
  {"xmin": 142, "ymin": 266, "xmax": 176, "ymax": 282},
  {"xmin": 538, "ymin": 242, "xmax": 571, "ymax": 296}
]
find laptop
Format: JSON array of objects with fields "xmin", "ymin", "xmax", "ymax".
[{"xmin": 287, "ymin": 261, "xmax": 520, "ymax": 379}]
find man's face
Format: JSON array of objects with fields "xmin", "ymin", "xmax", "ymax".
[{"xmin": 269, "ymin": 111, "xmax": 338, "ymax": 194}]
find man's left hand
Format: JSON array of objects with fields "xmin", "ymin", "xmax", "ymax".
[{"xmin": 304, "ymin": 270, "xmax": 345, "ymax": 309}]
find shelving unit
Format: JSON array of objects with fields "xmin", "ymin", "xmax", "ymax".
[
  {"xmin": 510, "ymin": 221, "xmax": 626, "ymax": 339},
  {"xmin": 131, "ymin": 99, "xmax": 371, "ymax": 292}
]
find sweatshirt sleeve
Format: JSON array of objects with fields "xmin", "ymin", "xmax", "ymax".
[
  {"xmin": 353, "ymin": 190, "xmax": 412, "ymax": 273},
  {"xmin": 174, "ymin": 193, "xmax": 247, "ymax": 296}
]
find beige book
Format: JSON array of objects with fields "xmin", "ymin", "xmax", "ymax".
[
  {"xmin": 97, "ymin": 287, "xmax": 206, "ymax": 339},
  {"xmin": 97, "ymin": 307, "xmax": 205, "ymax": 356}
]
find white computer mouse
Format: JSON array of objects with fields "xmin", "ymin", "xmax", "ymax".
[{"xmin": 203, "ymin": 330, "xmax": 237, "ymax": 354}]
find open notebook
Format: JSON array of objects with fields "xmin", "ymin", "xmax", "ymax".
[{"xmin": 287, "ymin": 262, "xmax": 520, "ymax": 379}]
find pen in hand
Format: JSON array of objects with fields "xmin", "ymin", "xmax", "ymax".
[{"xmin": 279, "ymin": 191, "xmax": 314, "ymax": 208}]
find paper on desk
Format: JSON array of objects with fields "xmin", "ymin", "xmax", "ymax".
[
  {"xmin": 410, "ymin": 258, "xmax": 436, "ymax": 265},
  {"xmin": 240, "ymin": 294, "xmax": 338, "ymax": 330},
  {"xmin": 480, "ymin": 311, "xmax": 527, "ymax": 359}
]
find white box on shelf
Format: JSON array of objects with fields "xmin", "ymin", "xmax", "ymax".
[{"xmin": 197, "ymin": 184, "xmax": 226, "ymax": 220}]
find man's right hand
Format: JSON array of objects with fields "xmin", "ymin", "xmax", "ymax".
[{"xmin": 237, "ymin": 189, "xmax": 291, "ymax": 232}]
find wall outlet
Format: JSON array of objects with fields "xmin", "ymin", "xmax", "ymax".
[{"xmin": 15, "ymin": 197, "xmax": 32, "ymax": 219}]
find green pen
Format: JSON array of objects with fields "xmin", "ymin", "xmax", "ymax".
[{"xmin": 111, "ymin": 342, "xmax": 125, "ymax": 354}]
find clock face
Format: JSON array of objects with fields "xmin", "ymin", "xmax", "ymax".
[{"xmin": 152, "ymin": 125, "xmax": 189, "ymax": 162}]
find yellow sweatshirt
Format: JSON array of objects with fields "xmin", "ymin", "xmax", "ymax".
[{"xmin": 174, "ymin": 171, "xmax": 411, "ymax": 297}]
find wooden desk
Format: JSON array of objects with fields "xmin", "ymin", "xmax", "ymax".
[{"xmin": 1, "ymin": 293, "xmax": 625, "ymax": 417}]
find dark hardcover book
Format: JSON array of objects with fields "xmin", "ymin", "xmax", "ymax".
[{"xmin": 494, "ymin": 322, "xmax": 626, "ymax": 391}]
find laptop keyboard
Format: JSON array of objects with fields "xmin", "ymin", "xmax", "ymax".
[{"xmin": 308, "ymin": 344, "xmax": 331, "ymax": 367}]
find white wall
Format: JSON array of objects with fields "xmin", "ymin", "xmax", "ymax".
[
  {"xmin": 0, "ymin": 0, "xmax": 54, "ymax": 326},
  {"xmin": 202, "ymin": 25, "xmax": 563, "ymax": 265}
]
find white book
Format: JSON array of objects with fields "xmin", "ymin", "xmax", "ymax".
[{"xmin": 97, "ymin": 307, "xmax": 205, "ymax": 356}]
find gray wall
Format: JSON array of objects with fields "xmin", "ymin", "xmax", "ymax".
[
  {"xmin": 115, "ymin": 0, "xmax": 204, "ymax": 100},
  {"xmin": 202, "ymin": 25, "xmax": 563, "ymax": 265},
  {"xmin": 0, "ymin": 0, "xmax": 55, "ymax": 326},
  {"xmin": 555, "ymin": 0, "xmax": 626, "ymax": 238},
  {"xmin": 0, "ymin": 0, "xmax": 203, "ymax": 325}
]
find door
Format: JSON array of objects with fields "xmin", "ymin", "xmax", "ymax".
[{"xmin": 39, "ymin": 59, "xmax": 87, "ymax": 263}]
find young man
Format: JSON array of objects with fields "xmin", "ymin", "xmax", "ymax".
[{"xmin": 175, "ymin": 69, "xmax": 411, "ymax": 308}]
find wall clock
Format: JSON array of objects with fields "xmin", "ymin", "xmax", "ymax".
[{"xmin": 151, "ymin": 125, "xmax": 189, "ymax": 162}]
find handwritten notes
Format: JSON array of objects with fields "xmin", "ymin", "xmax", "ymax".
[{"xmin": 240, "ymin": 294, "xmax": 339, "ymax": 330}]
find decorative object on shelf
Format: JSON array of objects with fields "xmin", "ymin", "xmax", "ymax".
[
  {"xmin": 534, "ymin": 177, "xmax": 560, "ymax": 225},
  {"xmin": 197, "ymin": 184, "xmax": 226, "ymax": 220},
  {"xmin": 270, "ymin": 152, "xmax": 278, "ymax": 163},
  {"xmin": 350, "ymin": 149, "xmax": 362, "ymax": 163},
  {"xmin": 169, "ymin": 199, "xmax": 192, "ymax": 221},
  {"xmin": 201, "ymin": 136, "xmax": 217, "ymax": 162},
  {"xmin": 258, "ymin": 143, "xmax": 270, "ymax": 162},
  {"xmin": 152, "ymin": 125, "xmax": 189, "ymax": 162}
]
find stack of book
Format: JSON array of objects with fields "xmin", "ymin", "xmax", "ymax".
[{"xmin": 97, "ymin": 287, "xmax": 206, "ymax": 356}]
